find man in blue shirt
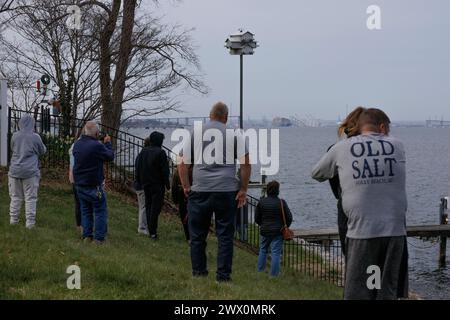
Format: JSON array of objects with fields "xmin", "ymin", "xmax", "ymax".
[{"xmin": 73, "ymin": 121, "xmax": 114, "ymax": 244}]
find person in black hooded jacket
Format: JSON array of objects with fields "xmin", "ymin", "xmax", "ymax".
[{"xmin": 136, "ymin": 131, "xmax": 170, "ymax": 240}]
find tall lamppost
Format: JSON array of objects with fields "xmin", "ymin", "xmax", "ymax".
[{"xmin": 225, "ymin": 30, "xmax": 258, "ymax": 129}]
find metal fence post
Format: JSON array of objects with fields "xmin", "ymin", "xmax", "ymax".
[
  {"xmin": 439, "ymin": 197, "xmax": 448, "ymax": 268},
  {"xmin": 240, "ymin": 206, "xmax": 244, "ymax": 240},
  {"xmin": 0, "ymin": 79, "xmax": 8, "ymax": 167}
]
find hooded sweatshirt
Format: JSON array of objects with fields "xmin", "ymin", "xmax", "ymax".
[
  {"xmin": 136, "ymin": 132, "xmax": 170, "ymax": 189},
  {"xmin": 8, "ymin": 115, "xmax": 47, "ymax": 179},
  {"xmin": 311, "ymin": 133, "xmax": 407, "ymax": 239}
]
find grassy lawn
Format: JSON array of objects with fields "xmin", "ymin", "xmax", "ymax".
[{"xmin": 0, "ymin": 170, "xmax": 342, "ymax": 300}]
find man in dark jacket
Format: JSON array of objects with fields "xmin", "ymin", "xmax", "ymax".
[
  {"xmin": 73, "ymin": 121, "xmax": 114, "ymax": 243},
  {"xmin": 136, "ymin": 131, "xmax": 170, "ymax": 240},
  {"xmin": 255, "ymin": 181, "xmax": 293, "ymax": 277}
]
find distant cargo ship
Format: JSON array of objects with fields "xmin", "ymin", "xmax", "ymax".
[{"xmin": 272, "ymin": 117, "xmax": 292, "ymax": 127}]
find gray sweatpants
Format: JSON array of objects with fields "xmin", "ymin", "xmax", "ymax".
[
  {"xmin": 8, "ymin": 175, "xmax": 40, "ymax": 228},
  {"xmin": 344, "ymin": 236, "xmax": 409, "ymax": 300},
  {"xmin": 136, "ymin": 190, "xmax": 148, "ymax": 232}
]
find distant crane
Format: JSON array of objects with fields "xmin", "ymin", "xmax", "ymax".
[{"xmin": 290, "ymin": 114, "xmax": 322, "ymax": 127}]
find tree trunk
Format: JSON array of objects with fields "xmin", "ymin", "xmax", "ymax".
[
  {"xmin": 99, "ymin": 0, "xmax": 121, "ymax": 134},
  {"xmin": 101, "ymin": 0, "xmax": 137, "ymax": 133}
]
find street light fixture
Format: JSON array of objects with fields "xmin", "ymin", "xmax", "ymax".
[{"xmin": 225, "ymin": 29, "xmax": 258, "ymax": 129}]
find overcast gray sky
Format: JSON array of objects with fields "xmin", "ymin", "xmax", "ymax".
[{"xmin": 154, "ymin": 0, "xmax": 450, "ymax": 121}]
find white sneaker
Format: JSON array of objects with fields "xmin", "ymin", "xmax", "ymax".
[
  {"xmin": 26, "ymin": 224, "xmax": 36, "ymax": 230},
  {"xmin": 10, "ymin": 220, "xmax": 19, "ymax": 226},
  {"xmin": 138, "ymin": 229, "xmax": 149, "ymax": 235}
]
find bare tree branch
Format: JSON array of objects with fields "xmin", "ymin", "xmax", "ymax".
[{"xmin": 1, "ymin": 0, "xmax": 207, "ymax": 133}]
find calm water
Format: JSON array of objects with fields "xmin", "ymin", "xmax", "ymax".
[{"xmin": 131, "ymin": 126, "xmax": 450, "ymax": 299}]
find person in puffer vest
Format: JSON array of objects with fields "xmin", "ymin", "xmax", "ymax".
[{"xmin": 255, "ymin": 180, "xmax": 293, "ymax": 277}]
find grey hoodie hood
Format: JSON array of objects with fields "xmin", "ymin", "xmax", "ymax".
[
  {"xmin": 18, "ymin": 115, "xmax": 35, "ymax": 132},
  {"xmin": 8, "ymin": 115, "xmax": 47, "ymax": 179}
]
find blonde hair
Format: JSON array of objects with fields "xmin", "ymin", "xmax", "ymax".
[{"xmin": 338, "ymin": 106, "xmax": 366, "ymax": 138}]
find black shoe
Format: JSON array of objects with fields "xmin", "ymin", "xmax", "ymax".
[
  {"xmin": 193, "ymin": 271, "xmax": 208, "ymax": 278},
  {"xmin": 216, "ymin": 277, "xmax": 232, "ymax": 283},
  {"xmin": 150, "ymin": 234, "xmax": 158, "ymax": 241},
  {"xmin": 82, "ymin": 237, "xmax": 93, "ymax": 243}
]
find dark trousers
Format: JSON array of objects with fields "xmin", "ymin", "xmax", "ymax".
[
  {"xmin": 188, "ymin": 191, "xmax": 237, "ymax": 281},
  {"xmin": 72, "ymin": 184, "xmax": 81, "ymax": 227},
  {"xmin": 337, "ymin": 198, "xmax": 348, "ymax": 256},
  {"xmin": 179, "ymin": 198, "xmax": 190, "ymax": 241},
  {"xmin": 344, "ymin": 236, "xmax": 409, "ymax": 300},
  {"xmin": 144, "ymin": 185, "xmax": 165, "ymax": 236}
]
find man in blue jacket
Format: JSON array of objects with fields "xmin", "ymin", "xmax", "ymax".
[{"xmin": 73, "ymin": 121, "xmax": 114, "ymax": 243}]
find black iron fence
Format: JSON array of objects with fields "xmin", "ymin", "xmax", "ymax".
[
  {"xmin": 233, "ymin": 195, "xmax": 345, "ymax": 286},
  {"xmin": 8, "ymin": 107, "xmax": 177, "ymax": 191},
  {"xmin": 8, "ymin": 106, "xmax": 344, "ymax": 286}
]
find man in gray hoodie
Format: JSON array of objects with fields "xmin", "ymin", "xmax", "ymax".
[
  {"xmin": 8, "ymin": 114, "xmax": 47, "ymax": 229},
  {"xmin": 312, "ymin": 108, "xmax": 408, "ymax": 300}
]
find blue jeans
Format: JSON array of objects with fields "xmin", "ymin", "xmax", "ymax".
[
  {"xmin": 257, "ymin": 235, "xmax": 283, "ymax": 276},
  {"xmin": 188, "ymin": 191, "xmax": 237, "ymax": 281},
  {"xmin": 76, "ymin": 186, "xmax": 108, "ymax": 241}
]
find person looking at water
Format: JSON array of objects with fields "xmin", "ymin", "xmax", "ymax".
[
  {"xmin": 312, "ymin": 108, "xmax": 408, "ymax": 300},
  {"xmin": 136, "ymin": 131, "xmax": 170, "ymax": 240},
  {"xmin": 328, "ymin": 106, "xmax": 366, "ymax": 255},
  {"xmin": 134, "ymin": 137, "xmax": 151, "ymax": 235},
  {"xmin": 69, "ymin": 130, "xmax": 83, "ymax": 234},
  {"xmin": 8, "ymin": 114, "xmax": 47, "ymax": 229},
  {"xmin": 171, "ymin": 166, "xmax": 192, "ymax": 242},
  {"xmin": 177, "ymin": 102, "xmax": 251, "ymax": 282},
  {"xmin": 328, "ymin": 107, "xmax": 392, "ymax": 256},
  {"xmin": 255, "ymin": 180, "xmax": 293, "ymax": 277},
  {"xmin": 73, "ymin": 121, "xmax": 114, "ymax": 244}
]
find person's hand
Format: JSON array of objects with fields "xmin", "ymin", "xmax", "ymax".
[
  {"xmin": 236, "ymin": 189, "xmax": 247, "ymax": 208},
  {"xmin": 104, "ymin": 135, "xmax": 111, "ymax": 144},
  {"xmin": 183, "ymin": 185, "xmax": 191, "ymax": 198},
  {"xmin": 69, "ymin": 170, "xmax": 74, "ymax": 184}
]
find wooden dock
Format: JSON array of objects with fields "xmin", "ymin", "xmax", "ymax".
[
  {"xmin": 293, "ymin": 224, "xmax": 450, "ymax": 240},
  {"xmin": 293, "ymin": 224, "xmax": 450, "ymax": 267}
]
